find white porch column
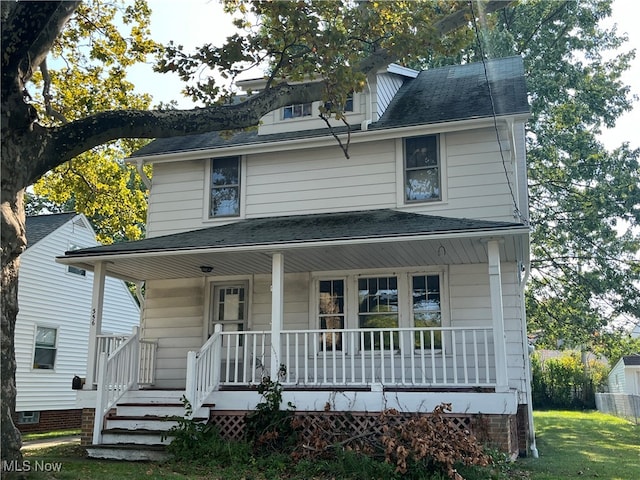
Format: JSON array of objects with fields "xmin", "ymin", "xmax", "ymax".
[
  {"xmin": 85, "ymin": 261, "xmax": 106, "ymax": 388},
  {"xmin": 270, "ymin": 252, "xmax": 284, "ymax": 381},
  {"xmin": 488, "ymin": 240, "xmax": 509, "ymax": 392}
]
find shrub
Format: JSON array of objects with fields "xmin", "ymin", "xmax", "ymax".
[
  {"xmin": 531, "ymin": 350, "xmax": 608, "ymax": 409},
  {"xmin": 165, "ymin": 396, "xmax": 251, "ymax": 466},
  {"xmin": 244, "ymin": 365, "xmax": 298, "ymax": 454}
]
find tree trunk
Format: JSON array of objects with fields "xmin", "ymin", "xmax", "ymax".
[{"xmin": 1, "ymin": 186, "xmax": 26, "ymax": 467}]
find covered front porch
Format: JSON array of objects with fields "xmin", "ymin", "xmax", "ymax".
[{"xmin": 58, "ymin": 210, "xmax": 529, "ymax": 449}]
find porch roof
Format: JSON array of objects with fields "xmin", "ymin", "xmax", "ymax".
[{"xmin": 57, "ymin": 210, "xmax": 529, "ymax": 281}]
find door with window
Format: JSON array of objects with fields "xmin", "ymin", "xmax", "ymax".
[{"xmin": 210, "ymin": 283, "xmax": 248, "ymax": 338}]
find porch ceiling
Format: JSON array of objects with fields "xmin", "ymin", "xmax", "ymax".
[{"xmin": 56, "ymin": 210, "xmax": 529, "ymax": 281}]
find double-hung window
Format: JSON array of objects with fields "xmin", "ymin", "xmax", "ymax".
[
  {"xmin": 210, "ymin": 156, "xmax": 240, "ymax": 217},
  {"xmin": 404, "ymin": 135, "xmax": 440, "ymax": 202},
  {"xmin": 33, "ymin": 326, "xmax": 57, "ymax": 369}
]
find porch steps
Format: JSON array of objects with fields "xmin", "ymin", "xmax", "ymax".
[{"xmin": 87, "ymin": 390, "xmax": 212, "ymax": 461}]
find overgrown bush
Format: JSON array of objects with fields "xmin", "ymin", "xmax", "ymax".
[
  {"xmin": 244, "ymin": 365, "xmax": 298, "ymax": 454},
  {"xmin": 531, "ymin": 351, "xmax": 608, "ymax": 409},
  {"xmin": 164, "ymin": 396, "xmax": 251, "ymax": 466}
]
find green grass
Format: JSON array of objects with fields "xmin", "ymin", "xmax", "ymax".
[
  {"xmin": 520, "ymin": 410, "xmax": 640, "ymax": 480},
  {"xmin": 22, "ymin": 429, "xmax": 80, "ymax": 442},
  {"xmin": 18, "ymin": 411, "xmax": 639, "ymax": 479}
]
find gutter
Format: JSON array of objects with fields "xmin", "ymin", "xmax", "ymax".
[
  {"xmin": 56, "ymin": 225, "xmax": 530, "ymax": 265},
  {"xmin": 126, "ymin": 113, "xmax": 531, "ymax": 165}
]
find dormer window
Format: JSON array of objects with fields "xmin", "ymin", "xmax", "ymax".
[
  {"xmin": 210, "ymin": 156, "xmax": 240, "ymax": 217},
  {"xmin": 283, "ymin": 103, "xmax": 312, "ymax": 119},
  {"xmin": 404, "ymin": 135, "xmax": 441, "ymax": 202}
]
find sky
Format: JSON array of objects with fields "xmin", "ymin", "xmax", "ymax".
[{"xmin": 129, "ymin": 0, "xmax": 640, "ymax": 150}]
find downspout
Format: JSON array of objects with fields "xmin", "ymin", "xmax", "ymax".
[
  {"xmin": 135, "ymin": 159, "xmax": 152, "ymax": 190},
  {"xmin": 519, "ymin": 256, "xmax": 538, "ymax": 458},
  {"xmin": 361, "ymin": 76, "xmax": 373, "ymax": 131},
  {"xmin": 135, "ymin": 281, "xmax": 145, "ymax": 336}
]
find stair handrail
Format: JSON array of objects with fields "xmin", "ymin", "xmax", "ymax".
[
  {"xmin": 92, "ymin": 326, "xmax": 141, "ymax": 444},
  {"xmin": 185, "ymin": 324, "xmax": 223, "ymax": 417}
]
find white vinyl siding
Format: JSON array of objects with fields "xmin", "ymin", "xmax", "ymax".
[
  {"xmin": 15, "ymin": 216, "xmax": 140, "ymax": 412},
  {"xmin": 142, "ymin": 278, "xmax": 205, "ymax": 389},
  {"xmin": 449, "ymin": 262, "xmax": 526, "ymax": 393},
  {"xmin": 146, "ymin": 125, "xmax": 523, "ymax": 237},
  {"xmin": 245, "ymin": 140, "xmax": 396, "ymax": 217}
]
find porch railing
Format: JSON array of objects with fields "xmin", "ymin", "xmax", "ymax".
[
  {"xmin": 94, "ymin": 333, "xmax": 157, "ymax": 386},
  {"xmin": 185, "ymin": 325, "xmax": 272, "ymax": 414},
  {"xmin": 92, "ymin": 327, "xmax": 157, "ymax": 444},
  {"xmin": 188, "ymin": 326, "xmax": 495, "ymax": 394}
]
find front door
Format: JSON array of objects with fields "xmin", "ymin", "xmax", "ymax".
[{"xmin": 210, "ymin": 283, "xmax": 248, "ymax": 339}]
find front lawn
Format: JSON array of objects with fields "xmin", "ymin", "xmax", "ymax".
[
  {"xmin": 520, "ymin": 410, "xmax": 640, "ymax": 480},
  {"xmin": 18, "ymin": 410, "xmax": 639, "ymax": 479}
]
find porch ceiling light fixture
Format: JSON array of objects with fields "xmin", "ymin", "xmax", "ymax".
[{"xmin": 199, "ymin": 265, "xmax": 214, "ymax": 273}]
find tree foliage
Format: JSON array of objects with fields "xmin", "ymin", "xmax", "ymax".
[
  {"xmin": 416, "ymin": 0, "xmax": 640, "ymax": 350},
  {"xmin": 26, "ymin": 0, "xmax": 156, "ymax": 243}
]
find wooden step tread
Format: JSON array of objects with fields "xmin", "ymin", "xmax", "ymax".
[
  {"xmin": 89, "ymin": 443, "xmax": 167, "ymax": 451},
  {"xmin": 107, "ymin": 415, "xmax": 207, "ymax": 421},
  {"xmin": 117, "ymin": 402, "xmax": 216, "ymax": 407}
]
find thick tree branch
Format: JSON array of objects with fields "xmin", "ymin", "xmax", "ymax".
[
  {"xmin": 31, "ymin": 81, "xmax": 325, "ymax": 185},
  {"xmin": 1, "ymin": 1, "xmax": 80, "ymax": 97}
]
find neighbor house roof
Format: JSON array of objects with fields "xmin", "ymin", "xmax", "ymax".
[
  {"xmin": 61, "ymin": 209, "xmax": 527, "ymax": 258},
  {"xmin": 26, "ymin": 212, "xmax": 77, "ymax": 248},
  {"xmin": 622, "ymin": 355, "xmax": 640, "ymax": 366},
  {"xmin": 130, "ymin": 56, "xmax": 529, "ymax": 158}
]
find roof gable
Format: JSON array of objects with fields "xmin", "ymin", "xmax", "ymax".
[{"xmin": 26, "ymin": 213, "xmax": 77, "ymax": 248}]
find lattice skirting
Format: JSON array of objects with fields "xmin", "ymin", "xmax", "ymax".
[{"xmin": 210, "ymin": 410, "xmax": 476, "ymax": 444}]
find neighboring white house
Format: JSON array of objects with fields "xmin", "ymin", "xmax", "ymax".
[
  {"xmin": 14, "ymin": 213, "xmax": 140, "ymax": 433},
  {"xmin": 607, "ymin": 355, "xmax": 640, "ymax": 395},
  {"xmin": 59, "ymin": 57, "xmax": 536, "ymax": 459}
]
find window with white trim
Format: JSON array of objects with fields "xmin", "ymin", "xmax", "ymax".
[
  {"xmin": 33, "ymin": 326, "xmax": 57, "ymax": 369},
  {"xmin": 318, "ymin": 279, "xmax": 345, "ymax": 351},
  {"xmin": 358, "ymin": 276, "xmax": 399, "ymax": 349},
  {"xmin": 404, "ymin": 135, "xmax": 441, "ymax": 202},
  {"xmin": 210, "ymin": 156, "xmax": 240, "ymax": 217},
  {"xmin": 411, "ymin": 273, "xmax": 442, "ymax": 349},
  {"xmin": 283, "ymin": 102, "xmax": 312, "ymax": 119},
  {"xmin": 17, "ymin": 411, "xmax": 40, "ymax": 424}
]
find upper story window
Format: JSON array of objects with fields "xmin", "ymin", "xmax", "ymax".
[
  {"xmin": 283, "ymin": 103, "xmax": 312, "ymax": 119},
  {"xmin": 33, "ymin": 326, "xmax": 57, "ymax": 370},
  {"xmin": 210, "ymin": 156, "xmax": 240, "ymax": 217},
  {"xmin": 404, "ymin": 135, "xmax": 440, "ymax": 202},
  {"xmin": 324, "ymin": 94, "xmax": 354, "ymax": 113}
]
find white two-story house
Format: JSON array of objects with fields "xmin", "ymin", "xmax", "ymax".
[{"xmin": 58, "ymin": 56, "xmax": 535, "ymax": 459}]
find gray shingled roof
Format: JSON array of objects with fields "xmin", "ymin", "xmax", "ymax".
[
  {"xmin": 63, "ymin": 209, "xmax": 526, "ymax": 257},
  {"xmin": 130, "ymin": 56, "xmax": 529, "ymax": 158},
  {"xmin": 26, "ymin": 213, "xmax": 76, "ymax": 248},
  {"xmin": 622, "ymin": 355, "xmax": 640, "ymax": 366}
]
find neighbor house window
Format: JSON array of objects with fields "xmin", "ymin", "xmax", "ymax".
[
  {"xmin": 17, "ymin": 411, "xmax": 40, "ymax": 424},
  {"xmin": 404, "ymin": 135, "xmax": 440, "ymax": 202},
  {"xmin": 358, "ymin": 276, "xmax": 399, "ymax": 349},
  {"xmin": 33, "ymin": 326, "xmax": 57, "ymax": 369},
  {"xmin": 411, "ymin": 274, "xmax": 442, "ymax": 348},
  {"xmin": 67, "ymin": 244, "xmax": 86, "ymax": 276},
  {"xmin": 283, "ymin": 102, "xmax": 312, "ymax": 119},
  {"xmin": 318, "ymin": 279, "xmax": 345, "ymax": 351},
  {"xmin": 210, "ymin": 156, "xmax": 240, "ymax": 217}
]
